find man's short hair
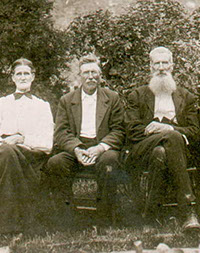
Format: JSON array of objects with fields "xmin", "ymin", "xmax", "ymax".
[
  {"xmin": 150, "ymin": 47, "xmax": 173, "ymax": 63},
  {"xmin": 79, "ymin": 53, "xmax": 101, "ymax": 70},
  {"xmin": 11, "ymin": 58, "xmax": 35, "ymax": 74}
]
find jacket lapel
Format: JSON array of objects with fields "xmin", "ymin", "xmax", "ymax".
[
  {"xmin": 96, "ymin": 88, "xmax": 109, "ymax": 132},
  {"xmin": 71, "ymin": 88, "xmax": 82, "ymax": 135},
  {"xmin": 172, "ymin": 88, "xmax": 184, "ymax": 120},
  {"xmin": 144, "ymin": 87, "xmax": 183, "ymax": 121},
  {"xmin": 145, "ymin": 87, "xmax": 155, "ymax": 116}
]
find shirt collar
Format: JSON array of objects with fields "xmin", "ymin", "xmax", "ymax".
[
  {"xmin": 15, "ymin": 89, "xmax": 31, "ymax": 93},
  {"xmin": 81, "ymin": 89, "xmax": 97, "ymax": 101},
  {"xmin": 14, "ymin": 90, "xmax": 32, "ymax": 100}
]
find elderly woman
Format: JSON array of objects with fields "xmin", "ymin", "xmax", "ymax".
[{"xmin": 0, "ymin": 58, "xmax": 54, "ymax": 234}]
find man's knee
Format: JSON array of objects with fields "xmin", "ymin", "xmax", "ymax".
[
  {"xmin": 96, "ymin": 150, "xmax": 120, "ymax": 181},
  {"xmin": 47, "ymin": 152, "xmax": 75, "ymax": 168},
  {"xmin": 165, "ymin": 130, "xmax": 185, "ymax": 145},
  {"xmin": 47, "ymin": 152, "xmax": 76, "ymax": 173},
  {"xmin": 151, "ymin": 146, "xmax": 166, "ymax": 160},
  {"xmin": 98, "ymin": 150, "xmax": 119, "ymax": 165},
  {"xmin": 149, "ymin": 146, "xmax": 166, "ymax": 171},
  {"xmin": 47, "ymin": 155, "xmax": 59, "ymax": 171},
  {"xmin": 0, "ymin": 144, "xmax": 16, "ymax": 158}
]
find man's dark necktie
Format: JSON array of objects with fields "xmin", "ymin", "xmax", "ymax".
[{"xmin": 14, "ymin": 92, "xmax": 32, "ymax": 100}]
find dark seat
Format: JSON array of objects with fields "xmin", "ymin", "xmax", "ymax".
[
  {"xmin": 67, "ymin": 146, "xmax": 200, "ymax": 225},
  {"xmin": 121, "ymin": 145, "xmax": 200, "ymax": 219},
  {"xmin": 143, "ymin": 167, "xmax": 197, "ymax": 202},
  {"xmin": 72, "ymin": 169, "xmax": 97, "ymax": 211},
  {"xmin": 70, "ymin": 166, "xmax": 130, "ymax": 212}
]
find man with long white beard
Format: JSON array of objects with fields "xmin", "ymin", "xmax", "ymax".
[{"xmin": 125, "ymin": 46, "xmax": 200, "ymax": 232}]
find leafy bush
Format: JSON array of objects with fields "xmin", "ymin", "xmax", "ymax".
[
  {"xmin": 1, "ymin": 0, "xmax": 200, "ymax": 110},
  {"xmin": 0, "ymin": 0, "xmax": 69, "ymax": 107},
  {"xmin": 65, "ymin": 0, "xmax": 200, "ymax": 102}
]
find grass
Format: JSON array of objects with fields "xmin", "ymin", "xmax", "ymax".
[
  {"xmin": 1, "ymin": 179, "xmax": 200, "ymax": 252},
  {"xmin": 2, "ymin": 222, "xmax": 200, "ymax": 252}
]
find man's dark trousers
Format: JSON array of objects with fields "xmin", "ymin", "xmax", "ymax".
[
  {"xmin": 128, "ymin": 130, "xmax": 195, "ymax": 215},
  {"xmin": 47, "ymin": 137, "xmax": 120, "ymax": 219}
]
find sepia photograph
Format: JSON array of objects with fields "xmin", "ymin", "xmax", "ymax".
[{"xmin": 0, "ymin": 0, "xmax": 200, "ymax": 252}]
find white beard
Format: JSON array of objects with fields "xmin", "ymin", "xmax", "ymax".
[{"xmin": 149, "ymin": 73, "xmax": 176, "ymax": 95}]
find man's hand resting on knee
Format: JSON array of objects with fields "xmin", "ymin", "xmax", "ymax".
[
  {"xmin": 86, "ymin": 144, "xmax": 105, "ymax": 161},
  {"xmin": 74, "ymin": 144, "xmax": 105, "ymax": 166},
  {"xmin": 74, "ymin": 147, "xmax": 96, "ymax": 166},
  {"xmin": 145, "ymin": 121, "xmax": 174, "ymax": 135}
]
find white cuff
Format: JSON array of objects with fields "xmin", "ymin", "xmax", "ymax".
[
  {"xmin": 182, "ymin": 134, "xmax": 189, "ymax": 145},
  {"xmin": 99, "ymin": 142, "xmax": 111, "ymax": 151}
]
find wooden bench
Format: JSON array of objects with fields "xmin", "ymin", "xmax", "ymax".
[
  {"xmin": 72, "ymin": 169, "xmax": 97, "ymax": 211},
  {"xmin": 69, "ymin": 155, "xmax": 200, "ymax": 222},
  {"xmin": 70, "ymin": 167, "xmax": 130, "ymax": 213},
  {"xmin": 139, "ymin": 167, "xmax": 199, "ymax": 218}
]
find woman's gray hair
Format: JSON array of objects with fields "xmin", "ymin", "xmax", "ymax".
[{"xmin": 11, "ymin": 58, "xmax": 35, "ymax": 74}]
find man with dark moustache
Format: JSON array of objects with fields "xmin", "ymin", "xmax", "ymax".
[{"xmin": 47, "ymin": 53, "xmax": 124, "ymax": 222}]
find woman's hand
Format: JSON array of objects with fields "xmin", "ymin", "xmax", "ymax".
[{"xmin": 2, "ymin": 134, "xmax": 24, "ymax": 145}]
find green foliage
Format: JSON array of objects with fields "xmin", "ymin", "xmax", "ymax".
[
  {"xmin": 66, "ymin": 0, "xmax": 200, "ymax": 101},
  {"xmin": 0, "ymin": 0, "xmax": 68, "ymax": 104},
  {"xmin": 1, "ymin": 0, "xmax": 200, "ymax": 108}
]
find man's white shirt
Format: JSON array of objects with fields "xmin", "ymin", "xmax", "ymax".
[
  {"xmin": 0, "ymin": 94, "xmax": 54, "ymax": 153},
  {"xmin": 80, "ymin": 89, "xmax": 97, "ymax": 138},
  {"xmin": 80, "ymin": 89, "xmax": 110, "ymax": 151},
  {"xmin": 154, "ymin": 93, "xmax": 177, "ymax": 123},
  {"xmin": 154, "ymin": 92, "xmax": 189, "ymax": 144}
]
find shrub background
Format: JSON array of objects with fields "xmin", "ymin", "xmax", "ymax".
[
  {"xmin": 0, "ymin": 0, "xmax": 200, "ymax": 113},
  {"xmin": 0, "ymin": 0, "xmax": 69, "ymax": 115},
  {"xmin": 66, "ymin": 0, "xmax": 200, "ymax": 102}
]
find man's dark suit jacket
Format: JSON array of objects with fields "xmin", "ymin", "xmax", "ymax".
[
  {"xmin": 54, "ymin": 86, "xmax": 125, "ymax": 155},
  {"xmin": 125, "ymin": 85, "xmax": 199, "ymax": 144}
]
